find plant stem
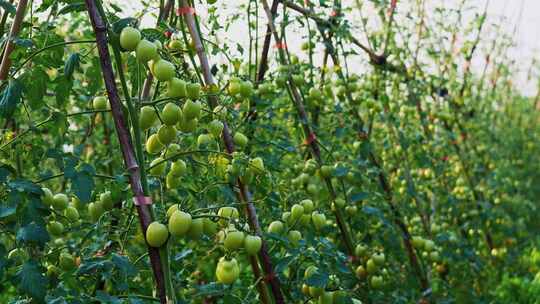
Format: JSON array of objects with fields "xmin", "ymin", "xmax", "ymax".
[{"xmin": 0, "ymin": 0, "xmax": 28, "ymax": 80}]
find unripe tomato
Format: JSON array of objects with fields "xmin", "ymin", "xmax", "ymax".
[
  {"xmin": 153, "ymin": 59, "xmax": 175, "ymax": 82},
  {"xmin": 164, "ymin": 143, "xmax": 181, "ymax": 158},
  {"xmin": 93, "ymin": 96, "xmax": 109, "ymax": 110},
  {"xmin": 249, "ymin": 157, "xmax": 265, "ymax": 174},
  {"xmin": 99, "ymin": 191, "xmax": 114, "ymax": 210},
  {"xmin": 177, "ymin": 117, "xmax": 198, "ymax": 133},
  {"xmin": 186, "ymin": 83, "xmax": 201, "ymax": 100},
  {"xmin": 281, "ymin": 211, "xmax": 292, "ymax": 224},
  {"xmin": 197, "ymin": 134, "xmax": 213, "ymax": 148},
  {"xmin": 203, "ymin": 218, "xmax": 218, "ymax": 235},
  {"xmin": 208, "ymin": 119, "xmax": 224, "ymax": 138},
  {"xmin": 52, "ymin": 193, "xmax": 69, "ymax": 211},
  {"xmin": 366, "ymin": 258, "xmax": 378, "ymax": 274},
  {"xmin": 216, "ymin": 257, "xmax": 240, "ymax": 284},
  {"xmin": 139, "ymin": 106, "xmax": 158, "ymax": 130},
  {"xmin": 146, "ymin": 134, "xmax": 165, "ymax": 154},
  {"xmin": 120, "ymin": 26, "xmax": 141, "ymax": 51},
  {"xmin": 136, "ymin": 39, "xmax": 158, "ymax": 62},
  {"xmin": 157, "ymin": 125, "xmax": 177, "ymax": 145},
  {"xmin": 239, "ymin": 81, "xmax": 254, "ymax": 98},
  {"xmin": 312, "ymin": 211, "xmax": 327, "ymax": 230},
  {"xmin": 319, "ymin": 165, "xmax": 333, "ymax": 178},
  {"xmin": 228, "ymin": 79, "xmax": 241, "ymax": 96},
  {"xmin": 244, "ymin": 235, "xmax": 262, "ymax": 255},
  {"xmin": 309, "ymin": 88, "xmax": 323, "ymax": 100},
  {"xmin": 309, "ymin": 286, "xmax": 324, "ymax": 298},
  {"xmin": 149, "ymin": 157, "xmax": 166, "ymax": 175},
  {"xmin": 187, "ymin": 218, "xmax": 204, "ymax": 239},
  {"xmin": 424, "ymin": 240, "xmax": 435, "ymax": 252},
  {"xmin": 170, "ymin": 159, "xmax": 187, "ymax": 176},
  {"xmin": 372, "ymin": 252, "xmax": 385, "ymax": 266},
  {"xmin": 292, "ymin": 74, "xmax": 304, "ymax": 86},
  {"xmin": 217, "ymin": 207, "xmax": 239, "ymax": 226},
  {"xmin": 161, "ymin": 103, "xmax": 182, "ymax": 126},
  {"xmin": 47, "ymin": 221, "xmax": 64, "ymax": 236},
  {"xmin": 59, "ymin": 252, "xmax": 76, "ymax": 271},
  {"xmin": 267, "ymin": 221, "xmax": 284, "ymax": 234},
  {"xmin": 299, "ymin": 214, "xmax": 311, "ymax": 227},
  {"xmin": 355, "ymin": 244, "xmax": 368, "ymax": 257},
  {"xmin": 183, "ymin": 100, "xmax": 201, "ymax": 120},
  {"xmin": 290, "ymin": 204, "xmax": 304, "ymax": 221},
  {"xmin": 47, "ymin": 264, "xmax": 60, "ymax": 277},
  {"xmin": 319, "ymin": 292, "xmax": 334, "ymax": 304},
  {"xmin": 371, "ymin": 275, "xmax": 384, "ymax": 289},
  {"xmin": 146, "ymin": 221, "xmax": 169, "ymax": 247},
  {"xmin": 224, "ymin": 229, "xmax": 245, "ymax": 250},
  {"xmin": 166, "ymin": 204, "xmax": 179, "ymax": 218},
  {"xmin": 168, "ymin": 210, "xmax": 192, "ymax": 237},
  {"xmin": 166, "ymin": 172, "xmax": 181, "ymax": 189},
  {"xmin": 288, "ymin": 230, "xmax": 302, "ymax": 246},
  {"xmin": 233, "ymin": 132, "xmax": 248, "ymax": 148},
  {"xmin": 64, "ymin": 206, "xmax": 80, "ymax": 222},
  {"xmin": 345, "ymin": 205, "xmax": 357, "ymax": 216},
  {"xmin": 41, "ymin": 187, "xmax": 54, "ymax": 206},
  {"xmin": 300, "ymin": 199, "xmax": 314, "ymax": 213},
  {"xmin": 88, "ymin": 201, "xmax": 104, "ymax": 222},
  {"xmin": 168, "ymin": 39, "xmax": 182, "ymax": 50},
  {"xmin": 412, "ymin": 236, "xmax": 425, "ymax": 250},
  {"xmin": 167, "ymin": 78, "xmax": 187, "ymax": 98},
  {"xmin": 154, "ymin": 40, "xmax": 163, "ymax": 50}
]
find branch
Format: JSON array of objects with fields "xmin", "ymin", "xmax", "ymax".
[
  {"xmin": 0, "ymin": 0, "xmax": 28, "ymax": 80},
  {"xmin": 83, "ymin": 1, "xmax": 167, "ymax": 303}
]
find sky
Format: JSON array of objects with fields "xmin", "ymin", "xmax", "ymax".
[{"xmin": 121, "ymin": 0, "xmax": 540, "ymax": 96}]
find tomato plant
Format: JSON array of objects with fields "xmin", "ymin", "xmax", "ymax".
[{"xmin": 1, "ymin": 0, "xmax": 540, "ymax": 304}]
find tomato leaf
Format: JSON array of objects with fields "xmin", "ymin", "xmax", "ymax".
[
  {"xmin": 16, "ymin": 222, "xmax": 50, "ymax": 247},
  {"xmin": 0, "ymin": 79, "xmax": 23, "ymax": 119},
  {"xmin": 14, "ymin": 260, "xmax": 48, "ymax": 302},
  {"xmin": 64, "ymin": 53, "xmax": 80, "ymax": 80}
]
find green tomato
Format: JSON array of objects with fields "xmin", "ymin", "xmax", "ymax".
[
  {"xmin": 170, "ymin": 159, "xmax": 187, "ymax": 176},
  {"xmin": 161, "ymin": 103, "xmax": 182, "ymax": 126},
  {"xmin": 139, "ymin": 106, "xmax": 158, "ymax": 130},
  {"xmin": 99, "ymin": 191, "xmax": 114, "ymax": 210},
  {"xmin": 146, "ymin": 222, "xmax": 169, "ymax": 247},
  {"xmin": 228, "ymin": 79, "xmax": 241, "ymax": 96},
  {"xmin": 249, "ymin": 157, "xmax": 265, "ymax": 174},
  {"xmin": 120, "ymin": 26, "xmax": 141, "ymax": 51},
  {"xmin": 318, "ymin": 292, "xmax": 334, "ymax": 304},
  {"xmin": 47, "ymin": 221, "xmax": 64, "ymax": 236},
  {"xmin": 93, "ymin": 96, "xmax": 108, "ymax": 110},
  {"xmin": 8, "ymin": 248, "xmax": 28, "ymax": 265},
  {"xmin": 136, "ymin": 39, "xmax": 158, "ymax": 62},
  {"xmin": 370, "ymin": 275, "xmax": 384, "ymax": 289},
  {"xmin": 167, "ymin": 78, "xmax": 187, "ymax": 98},
  {"xmin": 216, "ymin": 257, "xmax": 240, "ymax": 284},
  {"xmin": 41, "ymin": 187, "xmax": 54, "ymax": 206},
  {"xmin": 187, "ymin": 218, "xmax": 204, "ymax": 239},
  {"xmin": 319, "ymin": 165, "xmax": 333, "ymax": 178},
  {"xmin": 186, "ymin": 83, "xmax": 201, "ymax": 100},
  {"xmin": 164, "ymin": 143, "xmax": 181, "ymax": 158},
  {"xmin": 64, "ymin": 206, "xmax": 80, "ymax": 222},
  {"xmin": 267, "ymin": 221, "xmax": 284, "ymax": 234},
  {"xmin": 244, "ymin": 235, "xmax": 262, "ymax": 255},
  {"xmin": 300, "ymin": 199, "xmax": 314, "ymax": 213},
  {"xmin": 366, "ymin": 258, "xmax": 378, "ymax": 274},
  {"xmin": 355, "ymin": 244, "xmax": 368, "ymax": 257},
  {"xmin": 183, "ymin": 100, "xmax": 201, "ymax": 120},
  {"xmin": 157, "ymin": 125, "xmax": 177, "ymax": 145},
  {"xmin": 290, "ymin": 204, "xmax": 304, "ymax": 222},
  {"xmin": 149, "ymin": 157, "xmax": 166, "ymax": 176},
  {"xmin": 52, "ymin": 193, "xmax": 69, "ymax": 211},
  {"xmin": 217, "ymin": 207, "xmax": 239, "ymax": 226},
  {"xmin": 239, "ymin": 81, "xmax": 254, "ymax": 98},
  {"xmin": 168, "ymin": 210, "xmax": 192, "ymax": 237},
  {"xmin": 168, "ymin": 39, "xmax": 182, "ymax": 50},
  {"xmin": 224, "ymin": 229, "xmax": 245, "ymax": 250},
  {"xmin": 311, "ymin": 211, "xmax": 327, "ymax": 230},
  {"xmin": 288, "ymin": 230, "xmax": 302, "ymax": 246},
  {"xmin": 203, "ymin": 217, "xmax": 218, "ymax": 235},
  {"xmin": 59, "ymin": 252, "xmax": 76, "ymax": 271},
  {"xmin": 88, "ymin": 201, "xmax": 104, "ymax": 222},
  {"xmin": 197, "ymin": 134, "xmax": 213, "ymax": 148},
  {"xmin": 233, "ymin": 132, "xmax": 248, "ymax": 148},
  {"xmin": 146, "ymin": 134, "xmax": 165, "ymax": 155},
  {"xmin": 208, "ymin": 119, "xmax": 224, "ymax": 138},
  {"xmin": 153, "ymin": 59, "xmax": 175, "ymax": 82},
  {"xmin": 166, "ymin": 172, "xmax": 181, "ymax": 189},
  {"xmin": 177, "ymin": 117, "xmax": 198, "ymax": 133},
  {"xmin": 372, "ymin": 252, "xmax": 385, "ymax": 266}
]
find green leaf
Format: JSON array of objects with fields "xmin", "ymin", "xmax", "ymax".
[
  {"xmin": 65, "ymin": 163, "xmax": 95, "ymax": 203},
  {"xmin": 14, "ymin": 260, "xmax": 48, "ymax": 302},
  {"xmin": 305, "ymin": 269, "xmax": 329, "ymax": 287},
  {"xmin": 350, "ymin": 192, "xmax": 369, "ymax": 203},
  {"xmin": 141, "ymin": 28, "xmax": 164, "ymax": 42},
  {"xmin": 16, "ymin": 222, "xmax": 50, "ymax": 247},
  {"xmin": 57, "ymin": 2, "xmax": 85, "ymax": 15},
  {"xmin": 94, "ymin": 291, "xmax": 122, "ymax": 304},
  {"xmin": 111, "ymin": 253, "xmax": 137, "ymax": 277},
  {"xmin": 22, "ymin": 68, "xmax": 48, "ymax": 108},
  {"xmin": 0, "ymin": 79, "xmax": 23, "ymax": 119},
  {"xmin": 64, "ymin": 53, "xmax": 80, "ymax": 80}
]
